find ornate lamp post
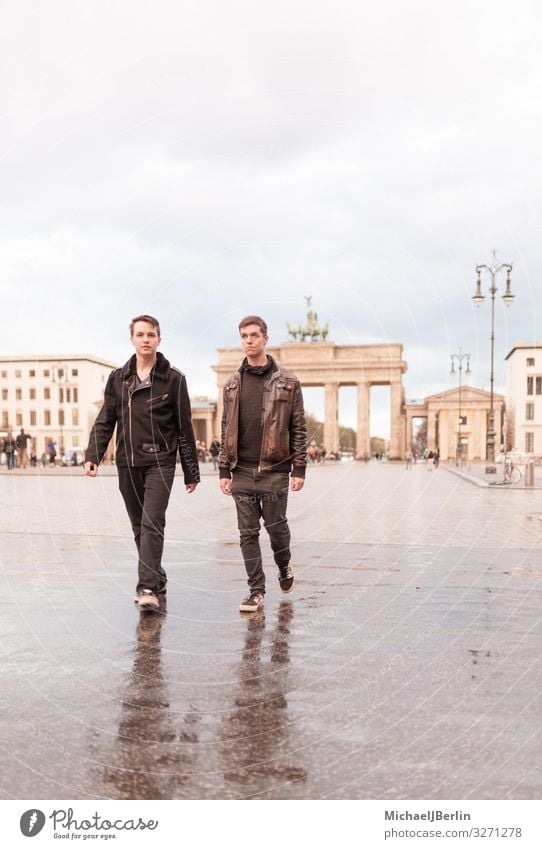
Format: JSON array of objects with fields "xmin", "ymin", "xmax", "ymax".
[
  {"xmin": 472, "ymin": 251, "xmax": 514, "ymax": 470},
  {"xmin": 450, "ymin": 348, "xmax": 470, "ymax": 466}
]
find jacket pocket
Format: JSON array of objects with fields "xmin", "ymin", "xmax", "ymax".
[{"xmin": 142, "ymin": 443, "xmax": 163, "ymax": 454}]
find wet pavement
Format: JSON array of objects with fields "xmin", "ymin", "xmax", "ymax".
[{"xmin": 1, "ymin": 461, "xmax": 542, "ymax": 800}]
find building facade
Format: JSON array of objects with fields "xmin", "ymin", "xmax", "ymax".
[
  {"xmin": 405, "ymin": 386, "xmax": 505, "ymax": 462},
  {"xmin": 505, "ymin": 343, "xmax": 542, "ymax": 456},
  {"xmin": 0, "ymin": 354, "xmax": 116, "ymax": 458}
]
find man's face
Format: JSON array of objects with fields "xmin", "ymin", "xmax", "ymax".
[
  {"xmin": 131, "ymin": 321, "xmax": 161, "ymax": 357},
  {"xmin": 239, "ymin": 324, "xmax": 267, "ymax": 359}
]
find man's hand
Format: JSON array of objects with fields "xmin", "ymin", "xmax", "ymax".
[
  {"xmin": 84, "ymin": 461, "xmax": 98, "ymax": 477},
  {"xmin": 220, "ymin": 478, "xmax": 232, "ymax": 495},
  {"xmin": 290, "ymin": 476, "xmax": 304, "ymax": 492},
  {"xmin": 186, "ymin": 482, "xmax": 198, "ymax": 493}
]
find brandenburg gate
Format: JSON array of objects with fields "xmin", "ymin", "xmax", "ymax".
[{"xmin": 213, "ymin": 301, "xmax": 407, "ymax": 460}]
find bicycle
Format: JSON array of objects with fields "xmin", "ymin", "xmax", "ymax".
[
  {"xmin": 488, "ymin": 456, "xmax": 522, "ymax": 486},
  {"xmin": 501, "ymin": 460, "xmax": 522, "ymax": 484}
]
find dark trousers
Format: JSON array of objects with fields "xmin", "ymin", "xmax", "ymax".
[
  {"xmin": 118, "ymin": 464, "xmax": 176, "ymax": 593},
  {"xmin": 231, "ymin": 468, "xmax": 291, "ymax": 594}
]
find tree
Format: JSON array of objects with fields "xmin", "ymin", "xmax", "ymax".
[
  {"xmin": 412, "ymin": 419, "xmax": 427, "ymax": 456},
  {"xmin": 305, "ymin": 412, "xmax": 323, "ymax": 446},
  {"xmin": 371, "ymin": 437, "xmax": 386, "ymax": 456}
]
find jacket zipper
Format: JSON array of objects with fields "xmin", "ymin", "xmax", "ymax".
[
  {"xmin": 127, "ymin": 380, "xmax": 152, "ymax": 467},
  {"xmin": 128, "ymin": 389, "xmax": 134, "ymax": 466},
  {"xmin": 258, "ymin": 371, "xmax": 282, "ymax": 472}
]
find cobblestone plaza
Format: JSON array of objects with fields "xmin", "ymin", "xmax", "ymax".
[{"xmin": 1, "ymin": 462, "xmax": 541, "ymax": 800}]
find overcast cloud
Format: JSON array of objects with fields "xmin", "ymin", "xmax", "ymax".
[{"xmin": 2, "ymin": 0, "xmax": 541, "ymax": 434}]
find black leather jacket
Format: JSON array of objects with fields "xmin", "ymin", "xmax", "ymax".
[
  {"xmin": 85, "ymin": 352, "xmax": 200, "ymax": 483},
  {"xmin": 219, "ymin": 356, "xmax": 307, "ymax": 477}
]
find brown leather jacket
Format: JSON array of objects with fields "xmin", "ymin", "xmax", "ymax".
[{"xmin": 219, "ymin": 357, "xmax": 307, "ymax": 477}]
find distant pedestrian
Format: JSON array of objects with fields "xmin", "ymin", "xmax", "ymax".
[
  {"xmin": 427, "ymin": 450, "xmax": 434, "ymax": 471},
  {"xmin": 16, "ymin": 428, "xmax": 31, "ymax": 468},
  {"xmin": 209, "ymin": 437, "xmax": 220, "ymax": 471},
  {"xmin": 4, "ymin": 431, "xmax": 16, "ymax": 470},
  {"xmin": 434, "ymin": 450, "xmax": 440, "ymax": 469},
  {"xmin": 405, "ymin": 449, "xmax": 413, "ymax": 469}
]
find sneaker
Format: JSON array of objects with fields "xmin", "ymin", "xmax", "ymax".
[
  {"xmin": 278, "ymin": 563, "xmax": 294, "ymax": 593},
  {"xmin": 239, "ymin": 592, "xmax": 265, "ymax": 613},
  {"xmin": 134, "ymin": 589, "xmax": 160, "ymax": 610}
]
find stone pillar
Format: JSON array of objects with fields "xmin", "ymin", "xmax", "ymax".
[
  {"xmin": 406, "ymin": 411, "xmax": 414, "ymax": 452},
  {"xmin": 205, "ymin": 414, "xmax": 213, "ymax": 448},
  {"xmin": 324, "ymin": 383, "xmax": 339, "ymax": 454},
  {"xmin": 356, "ymin": 382, "xmax": 370, "ymax": 460},
  {"xmin": 439, "ymin": 410, "xmax": 449, "ymax": 462},
  {"xmin": 473, "ymin": 409, "xmax": 483, "ymax": 460},
  {"xmin": 427, "ymin": 410, "xmax": 437, "ymax": 451},
  {"xmin": 388, "ymin": 382, "xmax": 403, "ymax": 459}
]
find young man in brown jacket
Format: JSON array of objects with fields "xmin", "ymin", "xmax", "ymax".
[{"xmin": 219, "ymin": 315, "xmax": 307, "ymax": 612}]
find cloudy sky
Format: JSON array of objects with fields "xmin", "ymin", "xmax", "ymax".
[{"xmin": 2, "ymin": 1, "xmax": 540, "ymax": 435}]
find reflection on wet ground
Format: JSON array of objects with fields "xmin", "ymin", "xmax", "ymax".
[
  {"xmin": 220, "ymin": 603, "xmax": 307, "ymax": 792},
  {"xmin": 1, "ymin": 463, "xmax": 542, "ymax": 799}
]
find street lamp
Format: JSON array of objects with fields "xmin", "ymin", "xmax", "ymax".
[
  {"xmin": 51, "ymin": 364, "xmax": 70, "ymax": 458},
  {"xmin": 450, "ymin": 348, "xmax": 471, "ymax": 466},
  {"xmin": 472, "ymin": 250, "xmax": 514, "ymax": 470}
]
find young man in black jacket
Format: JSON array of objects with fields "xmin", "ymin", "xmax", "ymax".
[
  {"xmin": 219, "ymin": 315, "xmax": 307, "ymax": 613},
  {"xmin": 84, "ymin": 315, "xmax": 199, "ymax": 611}
]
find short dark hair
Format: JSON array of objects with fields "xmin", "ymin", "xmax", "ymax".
[
  {"xmin": 130, "ymin": 314, "xmax": 161, "ymax": 337},
  {"xmin": 238, "ymin": 315, "xmax": 268, "ymax": 335}
]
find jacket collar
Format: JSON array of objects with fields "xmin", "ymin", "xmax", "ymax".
[
  {"xmin": 237, "ymin": 354, "xmax": 279, "ymax": 377},
  {"xmin": 121, "ymin": 351, "xmax": 170, "ymax": 381}
]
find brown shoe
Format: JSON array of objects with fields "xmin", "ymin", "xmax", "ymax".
[{"xmin": 239, "ymin": 592, "xmax": 264, "ymax": 613}]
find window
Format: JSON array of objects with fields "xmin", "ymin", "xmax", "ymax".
[
  {"xmin": 66, "ymin": 388, "xmax": 71, "ymax": 403},
  {"xmin": 73, "ymin": 436, "xmax": 80, "ymax": 447},
  {"xmin": 1, "ymin": 411, "xmax": 8, "ymax": 428},
  {"xmin": 527, "ymin": 376, "xmax": 534, "ymax": 395},
  {"xmin": 72, "ymin": 369, "xmax": 78, "ymax": 377},
  {"xmin": 1, "ymin": 389, "xmax": 7, "ymax": 401},
  {"xmin": 15, "ymin": 411, "xmax": 22, "ymax": 426},
  {"xmin": 73, "ymin": 387, "xmax": 78, "ymax": 403},
  {"xmin": 44, "ymin": 387, "xmax": 50, "ymax": 400},
  {"xmin": 43, "ymin": 369, "xmax": 50, "ymax": 377},
  {"xmin": 15, "ymin": 388, "xmax": 22, "ymax": 400},
  {"xmin": 527, "ymin": 357, "xmax": 535, "ymax": 366},
  {"xmin": 526, "ymin": 403, "xmax": 535, "ymax": 421},
  {"xmin": 537, "ymin": 377, "xmax": 542, "ymax": 395},
  {"xmin": 44, "ymin": 410, "xmax": 51, "ymax": 426},
  {"xmin": 29, "ymin": 388, "xmax": 36, "ymax": 400},
  {"xmin": 58, "ymin": 368, "xmax": 64, "ymax": 378},
  {"xmin": 72, "ymin": 408, "xmax": 79, "ymax": 426},
  {"xmin": 459, "ymin": 415, "xmax": 467, "ymax": 426},
  {"xmin": 30, "ymin": 411, "xmax": 37, "ymax": 426},
  {"xmin": 15, "ymin": 370, "xmax": 21, "ymax": 378},
  {"xmin": 59, "ymin": 387, "xmax": 64, "ymax": 403},
  {"xmin": 29, "ymin": 369, "xmax": 36, "ymax": 377},
  {"xmin": 1, "ymin": 370, "xmax": 6, "ymax": 378},
  {"xmin": 526, "ymin": 432, "xmax": 535, "ymax": 453},
  {"xmin": 58, "ymin": 409, "xmax": 65, "ymax": 426}
]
